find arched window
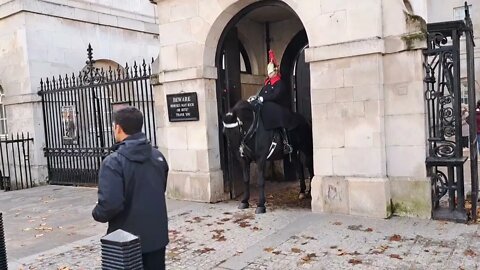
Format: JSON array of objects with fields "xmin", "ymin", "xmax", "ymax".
[
  {"xmin": 221, "ymin": 41, "xmax": 252, "ymax": 74},
  {"xmin": 0, "ymin": 86, "xmax": 7, "ymax": 137},
  {"xmin": 239, "ymin": 42, "xmax": 252, "ymax": 74}
]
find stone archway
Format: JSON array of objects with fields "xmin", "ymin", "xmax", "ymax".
[
  {"xmin": 155, "ymin": 0, "xmax": 431, "ymax": 219},
  {"xmin": 209, "ymin": 0, "xmax": 313, "ymax": 199}
]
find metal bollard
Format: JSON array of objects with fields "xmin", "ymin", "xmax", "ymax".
[
  {"xmin": 101, "ymin": 229, "xmax": 143, "ymax": 270},
  {"xmin": 0, "ymin": 213, "xmax": 7, "ymax": 270}
]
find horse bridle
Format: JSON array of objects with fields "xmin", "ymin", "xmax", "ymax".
[
  {"xmin": 222, "ymin": 113, "xmax": 246, "ymax": 135},
  {"xmin": 222, "ymin": 110, "xmax": 259, "ymax": 158}
]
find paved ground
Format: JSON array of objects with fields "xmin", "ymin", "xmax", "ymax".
[{"xmin": 2, "ymin": 185, "xmax": 480, "ymax": 269}]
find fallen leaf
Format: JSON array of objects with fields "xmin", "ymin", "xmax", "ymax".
[
  {"xmin": 195, "ymin": 247, "xmax": 215, "ymax": 254},
  {"xmin": 365, "ymin": 228, "xmax": 373, "ymax": 232},
  {"xmin": 301, "ymin": 253, "xmax": 317, "ymax": 262},
  {"xmin": 35, "ymin": 226, "xmax": 53, "ymax": 232},
  {"xmin": 251, "ymin": 227, "xmax": 261, "ymax": 231},
  {"xmin": 192, "ymin": 217, "xmax": 203, "ymax": 223},
  {"xmin": 333, "ymin": 221, "xmax": 342, "ymax": 226},
  {"xmin": 389, "ymin": 254, "xmax": 403, "ymax": 260},
  {"xmin": 213, "ymin": 235, "xmax": 226, "ymax": 242},
  {"xmin": 464, "ymin": 249, "xmax": 477, "ymax": 257},
  {"xmin": 272, "ymin": 251, "xmax": 282, "ymax": 255},
  {"xmin": 233, "ymin": 213, "xmax": 255, "ymax": 223},
  {"xmin": 348, "ymin": 259, "xmax": 362, "ymax": 265},
  {"xmin": 338, "ymin": 251, "xmax": 361, "ymax": 256},
  {"xmin": 389, "ymin": 234, "xmax": 402, "ymax": 241},
  {"xmin": 264, "ymin": 247, "xmax": 274, "ymax": 253},
  {"xmin": 216, "ymin": 222, "xmax": 224, "ymax": 225},
  {"xmin": 330, "ymin": 246, "xmax": 338, "ymax": 249},
  {"xmin": 301, "ymin": 235, "xmax": 317, "ymax": 240},
  {"xmin": 223, "ymin": 212, "xmax": 232, "ymax": 215},
  {"xmin": 239, "ymin": 222, "xmax": 250, "ymax": 228},
  {"xmin": 169, "ymin": 230, "xmax": 180, "ymax": 235},
  {"xmin": 347, "ymin": 225, "xmax": 363, "ymax": 231},
  {"xmin": 291, "ymin": 247, "xmax": 302, "ymax": 253},
  {"xmin": 220, "ymin": 218, "xmax": 231, "ymax": 222}
]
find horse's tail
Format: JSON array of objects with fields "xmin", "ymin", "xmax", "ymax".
[{"xmin": 292, "ymin": 116, "xmax": 314, "ymax": 177}]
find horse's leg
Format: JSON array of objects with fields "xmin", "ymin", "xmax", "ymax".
[
  {"xmin": 293, "ymin": 152, "xmax": 307, "ymax": 200},
  {"xmin": 238, "ymin": 161, "xmax": 251, "ymax": 209},
  {"xmin": 255, "ymin": 158, "xmax": 267, "ymax": 214}
]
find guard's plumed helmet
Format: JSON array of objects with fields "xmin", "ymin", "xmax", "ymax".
[{"xmin": 267, "ymin": 50, "xmax": 278, "ymax": 76}]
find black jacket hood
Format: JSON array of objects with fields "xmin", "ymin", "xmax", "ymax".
[{"xmin": 113, "ymin": 132, "xmax": 151, "ymax": 163}]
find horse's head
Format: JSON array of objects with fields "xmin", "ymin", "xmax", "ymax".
[{"xmin": 222, "ymin": 100, "xmax": 255, "ymax": 146}]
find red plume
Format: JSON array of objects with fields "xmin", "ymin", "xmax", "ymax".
[{"xmin": 268, "ymin": 50, "xmax": 278, "ymax": 66}]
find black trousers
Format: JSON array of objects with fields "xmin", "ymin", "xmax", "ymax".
[{"xmin": 142, "ymin": 247, "xmax": 166, "ymax": 270}]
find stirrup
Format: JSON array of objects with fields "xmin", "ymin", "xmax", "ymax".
[{"xmin": 284, "ymin": 143, "xmax": 293, "ymax": 155}]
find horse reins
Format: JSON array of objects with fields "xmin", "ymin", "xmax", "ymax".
[{"xmin": 223, "ymin": 109, "xmax": 260, "ymax": 159}]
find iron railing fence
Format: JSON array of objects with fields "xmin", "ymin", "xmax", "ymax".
[{"xmin": 0, "ymin": 133, "xmax": 34, "ymax": 191}]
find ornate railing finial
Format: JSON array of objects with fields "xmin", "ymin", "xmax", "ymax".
[
  {"xmin": 86, "ymin": 44, "xmax": 95, "ymax": 67},
  {"xmin": 464, "ymin": 2, "xmax": 475, "ymax": 46},
  {"xmin": 465, "ymin": 2, "xmax": 470, "ymax": 20}
]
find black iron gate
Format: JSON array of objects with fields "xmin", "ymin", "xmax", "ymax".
[
  {"xmin": 38, "ymin": 45, "xmax": 157, "ymax": 186},
  {"xmin": 0, "ymin": 133, "xmax": 34, "ymax": 191},
  {"xmin": 424, "ymin": 3, "xmax": 477, "ymax": 222}
]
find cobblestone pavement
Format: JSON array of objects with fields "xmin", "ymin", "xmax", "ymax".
[{"xmin": 4, "ymin": 186, "xmax": 480, "ymax": 269}]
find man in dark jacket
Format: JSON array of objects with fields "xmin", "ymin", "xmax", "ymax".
[{"xmin": 92, "ymin": 106, "xmax": 169, "ymax": 270}]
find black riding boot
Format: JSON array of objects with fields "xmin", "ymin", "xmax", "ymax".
[{"xmin": 282, "ymin": 128, "xmax": 293, "ymax": 155}]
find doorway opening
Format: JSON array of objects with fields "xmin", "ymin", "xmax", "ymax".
[{"xmin": 215, "ymin": 1, "xmax": 312, "ymax": 209}]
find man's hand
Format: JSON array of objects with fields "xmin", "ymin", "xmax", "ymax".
[
  {"xmin": 258, "ymin": 96, "xmax": 264, "ymax": 103},
  {"xmin": 247, "ymin": 95, "xmax": 257, "ymax": 103}
]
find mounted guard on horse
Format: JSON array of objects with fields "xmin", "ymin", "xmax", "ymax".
[
  {"xmin": 248, "ymin": 50, "xmax": 300, "ymax": 157},
  {"xmin": 222, "ymin": 50, "xmax": 314, "ymax": 214}
]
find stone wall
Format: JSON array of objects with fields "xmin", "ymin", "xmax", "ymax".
[{"xmin": 0, "ymin": 0, "xmax": 159, "ymax": 185}]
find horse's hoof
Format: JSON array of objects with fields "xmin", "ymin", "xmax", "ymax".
[
  {"xmin": 238, "ymin": 202, "xmax": 249, "ymax": 209},
  {"xmin": 299, "ymin": 193, "xmax": 306, "ymax": 200},
  {"xmin": 255, "ymin": 206, "xmax": 266, "ymax": 214}
]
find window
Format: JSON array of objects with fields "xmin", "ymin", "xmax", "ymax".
[
  {"xmin": 239, "ymin": 42, "xmax": 252, "ymax": 74},
  {"xmin": 454, "ymin": 5, "xmax": 472, "ymax": 21},
  {"xmin": 221, "ymin": 41, "xmax": 252, "ymax": 74},
  {"xmin": 0, "ymin": 87, "xmax": 7, "ymax": 137}
]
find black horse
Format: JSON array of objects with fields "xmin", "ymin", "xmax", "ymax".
[{"xmin": 222, "ymin": 100, "xmax": 314, "ymax": 214}]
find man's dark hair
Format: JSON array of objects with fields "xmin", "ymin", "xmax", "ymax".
[
  {"xmin": 113, "ymin": 106, "xmax": 143, "ymax": 135},
  {"xmin": 477, "ymin": 100, "xmax": 480, "ymax": 109}
]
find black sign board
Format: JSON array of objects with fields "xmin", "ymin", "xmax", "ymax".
[{"xmin": 167, "ymin": 92, "xmax": 200, "ymax": 122}]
